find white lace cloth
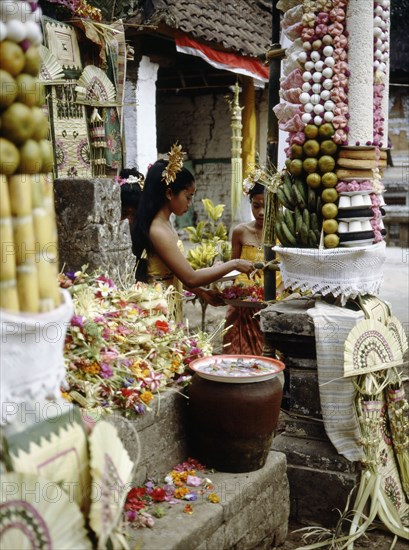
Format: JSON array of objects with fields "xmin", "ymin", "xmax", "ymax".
[
  {"xmin": 0, "ymin": 290, "xmax": 74, "ymax": 425},
  {"xmin": 273, "ymin": 241, "xmax": 386, "ymax": 304}
]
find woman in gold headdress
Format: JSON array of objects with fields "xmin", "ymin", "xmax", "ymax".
[{"xmin": 131, "ymin": 147, "xmax": 254, "ymax": 322}]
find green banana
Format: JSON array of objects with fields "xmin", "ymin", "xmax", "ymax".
[
  {"xmin": 276, "ymin": 222, "xmax": 292, "ymax": 246},
  {"xmin": 277, "ymin": 187, "xmax": 293, "ymax": 210},
  {"xmin": 308, "ymin": 229, "xmax": 318, "ymax": 247},
  {"xmin": 283, "ymin": 181, "xmax": 296, "ymax": 210},
  {"xmin": 310, "ymin": 212, "xmax": 319, "ymax": 231},
  {"xmin": 316, "ymin": 196, "xmax": 322, "ymax": 219},
  {"xmin": 276, "ymin": 208, "xmax": 284, "ymax": 225},
  {"xmin": 281, "ymin": 221, "xmax": 297, "ymax": 246},
  {"xmin": 300, "ymin": 223, "xmax": 309, "ymax": 245},
  {"xmin": 284, "ymin": 209, "xmax": 295, "ymax": 236},
  {"xmin": 302, "ymin": 209, "xmax": 310, "ymax": 232},
  {"xmin": 308, "ymin": 187, "xmax": 317, "ymax": 212},
  {"xmin": 292, "ymin": 185, "xmax": 306, "ymax": 209},
  {"xmin": 294, "ymin": 177, "xmax": 307, "ymax": 204},
  {"xmin": 295, "ymin": 206, "xmax": 303, "ymax": 235},
  {"xmin": 283, "ymin": 171, "xmax": 293, "ymax": 190}
]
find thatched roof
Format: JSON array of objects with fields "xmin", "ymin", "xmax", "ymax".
[{"xmin": 125, "ymin": 0, "xmax": 273, "ymax": 59}]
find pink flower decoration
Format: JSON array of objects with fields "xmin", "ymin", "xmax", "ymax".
[
  {"xmin": 333, "ymin": 129, "xmax": 348, "ymax": 144},
  {"xmin": 279, "ymin": 113, "xmax": 305, "ymax": 133},
  {"xmin": 337, "ymin": 180, "xmax": 374, "ymax": 193},
  {"xmin": 332, "ymin": 74, "xmax": 348, "ymax": 88},
  {"xmin": 333, "ymin": 48, "xmax": 347, "ymax": 61},
  {"xmin": 291, "ymin": 131, "xmax": 306, "ymax": 145},
  {"xmin": 333, "ymin": 35, "xmax": 348, "ymax": 49},
  {"xmin": 333, "ymin": 61, "xmax": 349, "ymax": 75},
  {"xmin": 334, "ymin": 102, "xmax": 348, "ymax": 116},
  {"xmin": 330, "ymin": 87, "xmax": 348, "ymax": 103},
  {"xmin": 332, "ymin": 115, "xmax": 347, "ymax": 129},
  {"xmin": 301, "ymin": 27, "xmax": 316, "ymax": 41},
  {"xmin": 317, "ymin": 12, "xmax": 329, "ymax": 24},
  {"xmin": 315, "ymin": 24, "xmax": 328, "ymax": 37},
  {"xmin": 328, "ymin": 22, "xmax": 344, "ymax": 37},
  {"xmin": 329, "ymin": 8, "xmax": 345, "ymax": 23},
  {"xmin": 281, "ymin": 68, "xmax": 304, "ymax": 90},
  {"xmin": 371, "ymin": 195, "xmax": 382, "ymax": 207},
  {"xmin": 373, "ymin": 231, "xmax": 383, "ymax": 243},
  {"xmin": 333, "ymin": 0, "xmax": 348, "ymax": 7}
]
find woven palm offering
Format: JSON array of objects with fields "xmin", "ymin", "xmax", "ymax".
[{"xmin": 0, "ymin": 2, "xmax": 60, "ymax": 312}]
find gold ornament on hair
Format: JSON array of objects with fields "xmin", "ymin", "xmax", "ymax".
[{"xmin": 162, "ymin": 143, "xmax": 186, "ymax": 185}]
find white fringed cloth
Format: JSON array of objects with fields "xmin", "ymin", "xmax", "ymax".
[
  {"xmin": 0, "ymin": 290, "xmax": 74, "ymax": 425},
  {"xmin": 307, "ymin": 296, "xmax": 391, "ymax": 462},
  {"xmin": 274, "ymin": 242, "xmax": 386, "ymax": 305}
]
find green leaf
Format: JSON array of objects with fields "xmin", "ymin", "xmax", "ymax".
[
  {"xmin": 184, "ymin": 221, "xmax": 208, "ymax": 243},
  {"xmin": 218, "ymin": 241, "xmax": 232, "ymax": 262},
  {"xmin": 214, "ymin": 222, "xmax": 228, "ymax": 241},
  {"xmin": 202, "ymin": 198, "xmax": 225, "ymax": 222}
]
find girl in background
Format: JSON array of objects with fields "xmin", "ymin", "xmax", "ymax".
[
  {"xmin": 131, "ymin": 150, "xmax": 254, "ymax": 322},
  {"xmin": 223, "ymin": 182, "xmax": 282, "ymax": 355}
]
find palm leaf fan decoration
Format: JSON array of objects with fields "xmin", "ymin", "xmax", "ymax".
[
  {"xmin": 75, "ymin": 66, "xmax": 116, "ymax": 104},
  {"xmin": 386, "ymin": 315, "xmax": 408, "ymax": 357},
  {"xmin": 88, "ymin": 420, "xmax": 135, "ymax": 549},
  {"xmin": 0, "ymin": 472, "xmax": 92, "ymax": 549},
  {"xmin": 38, "ymin": 45, "xmax": 65, "ymax": 82},
  {"xmin": 344, "ymin": 319, "xmax": 404, "ymax": 378},
  {"xmin": 6, "ymin": 410, "xmax": 90, "ymax": 512}
]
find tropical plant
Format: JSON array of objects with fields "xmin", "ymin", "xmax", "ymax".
[{"xmin": 185, "ymin": 199, "xmax": 231, "ymax": 269}]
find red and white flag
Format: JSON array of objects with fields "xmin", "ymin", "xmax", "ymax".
[{"xmin": 175, "ymin": 32, "xmax": 269, "ymax": 84}]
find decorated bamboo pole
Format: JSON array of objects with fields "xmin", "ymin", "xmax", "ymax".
[
  {"xmin": 226, "ymin": 81, "xmax": 244, "ymax": 223},
  {"xmin": 264, "ymin": 1, "xmax": 285, "ymax": 301}
]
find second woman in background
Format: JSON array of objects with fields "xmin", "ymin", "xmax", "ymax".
[{"xmin": 223, "ymin": 182, "xmax": 282, "ymax": 355}]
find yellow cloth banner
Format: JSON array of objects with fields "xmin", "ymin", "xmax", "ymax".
[{"xmin": 241, "ymin": 77, "xmax": 256, "ymax": 178}]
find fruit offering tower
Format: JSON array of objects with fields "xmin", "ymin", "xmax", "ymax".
[
  {"xmin": 0, "ymin": 0, "xmax": 61, "ymax": 312},
  {"xmin": 274, "ymin": 0, "xmax": 389, "ymax": 250}
]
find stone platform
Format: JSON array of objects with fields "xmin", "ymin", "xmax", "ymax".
[
  {"xmin": 260, "ymin": 297, "xmax": 362, "ymax": 527},
  {"xmin": 113, "ymin": 390, "xmax": 290, "ymax": 549}
]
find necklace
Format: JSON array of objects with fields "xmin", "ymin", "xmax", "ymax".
[{"xmin": 254, "ymin": 228, "xmax": 264, "ymax": 258}]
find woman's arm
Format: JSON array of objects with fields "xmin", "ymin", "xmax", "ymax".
[
  {"xmin": 230, "ymin": 224, "xmax": 244, "ymax": 260},
  {"xmin": 150, "ymin": 224, "xmax": 254, "ymax": 288}
]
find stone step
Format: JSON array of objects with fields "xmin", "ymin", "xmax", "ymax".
[
  {"xmin": 127, "ymin": 452, "xmax": 290, "ymax": 550},
  {"xmin": 111, "ymin": 390, "xmax": 290, "ymax": 549},
  {"xmin": 272, "ymin": 433, "xmax": 361, "ymax": 526}
]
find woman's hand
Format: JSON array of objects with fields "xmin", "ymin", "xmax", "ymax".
[
  {"xmin": 235, "ymin": 259, "xmax": 255, "ymax": 275},
  {"xmin": 198, "ymin": 288, "xmax": 225, "ymax": 307}
]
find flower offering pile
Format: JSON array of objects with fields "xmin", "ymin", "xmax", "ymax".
[
  {"xmin": 59, "ymin": 270, "xmax": 214, "ymax": 415},
  {"xmin": 221, "ymin": 283, "xmax": 264, "ymax": 303},
  {"xmin": 124, "ymin": 458, "xmax": 221, "ymax": 529},
  {"xmin": 274, "ymin": 0, "xmax": 389, "ymax": 249}
]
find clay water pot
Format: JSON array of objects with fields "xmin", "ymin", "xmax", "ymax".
[{"xmin": 185, "ymin": 355, "xmax": 284, "ymax": 473}]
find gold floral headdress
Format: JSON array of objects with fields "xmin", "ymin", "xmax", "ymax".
[{"xmin": 162, "ymin": 143, "xmax": 186, "ymax": 185}]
